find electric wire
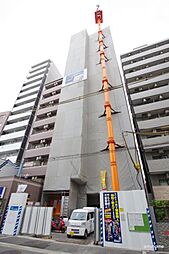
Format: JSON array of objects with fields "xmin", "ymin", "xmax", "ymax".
[
  {"xmin": 136, "ymin": 171, "xmax": 142, "ymax": 190},
  {"xmin": 122, "ymin": 132, "xmax": 143, "ymax": 189},
  {"xmin": 17, "ymin": 83, "xmax": 122, "ymax": 116},
  {"xmin": 123, "ymin": 130, "xmax": 169, "ymax": 148},
  {"xmin": 59, "ymin": 84, "xmax": 122, "ymax": 106}
]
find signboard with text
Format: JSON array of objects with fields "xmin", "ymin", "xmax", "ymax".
[
  {"xmin": 103, "ymin": 192, "xmax": 122, "ymax": 243},
  {"xmin": 62, "ymin": 69, "xmax": 87, "ymax": 87}
]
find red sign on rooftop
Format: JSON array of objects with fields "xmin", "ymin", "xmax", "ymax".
[{"xmin": 95, "ymin": 10, "xmax": 103, "ymax": 24}]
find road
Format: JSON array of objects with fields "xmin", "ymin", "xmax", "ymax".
[{"xmin": 0, "ymin": 234, "xmax": 167, "ymax": 254}]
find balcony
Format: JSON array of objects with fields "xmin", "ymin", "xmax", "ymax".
[
  {"xmin": 18, "ymin": 86, "xmax": 40, "ymax": 100},
  {"xmin": 39, "ymin": 94, "xmax": 59, "ymax": 106},
  {"xmin": 121, "ymin": 43, "xmax": 169, "ymax": 63},
  {"xmin": 12, "ymin": 101, "xmax": 34, "ymax": 114},
  {"xmin": 0, "ymin": 141, "xmax": 21, "ymax": 153},
  {"xmin": 21, "ymin": 81, "xmax": 41, "ymax": 92},
  {"xmin": 22, "ymin": 165, "xmax": 47, "ymax": 177},
  {"xmin": 125, "ymin": 62, "xmax": 169, "ymax": 81},
  {"xmin": 15, "ymin": 93, "xmax": 37, "ymax": 106},
  {"xmin": 148, "ymin": 158, "xmax": 169, "ymax": 174},
  {"xmin": 128, "ymin": 73, "xmax": 169, "ymax": 91},
  {"xmin": 24, "ymin": 146, "xmax": 50, "ymax": 159},
  {"xmin": 138, "ymin": 115, "xmax": 169, "ymax": 130},
  {"xmin": 123, "ymin": 52, "xmax": 169, "ymax": 72},
  {"xmin": 23, "ymin": 75, "xmax": 44, "ymax": 86},
  {"xmin": 3, "ymin": 119, "xmax": 29, "ymax": 132},
  {"xmin": 32, "ymin": 60, "xmax": 50, "ymax": 70},
  {"xmin": 42, "ymin": 85, "xmax": 62, "ymax": 97},
  {"xmin": 36, "ymin": 105, "xmax": 58, "ymax": 117},
  {"xmin": 8, "ymin": 111, "xmax": 31, "ymax": 123},
  {"xmin": 143, "ymin": 135, "xmax": 169, "ymax": 150},
  {"xmin": 0, "ymin": 130, "xmax": 25, "ymax": 142},
  {"xmin": 131, "ymin": 85, "xmax": 169, "ymax": 101},
  {"xmin": 29, "ymin": 130, "xmax": 53, "ymax": 142},
  {"xmin": 29, "ymin": 66, "xmax": 48, "ymax": 74},
  {"xmin": 33, "ymin": 116, "xmax": 56, "ymax": 128},
  {"xmin": 135, "ymin": 100, "xmax": 169, "ymax": 115},
  {"xmin": 27, "ymin": 70, "xmax": 47, "ymax": 80}
]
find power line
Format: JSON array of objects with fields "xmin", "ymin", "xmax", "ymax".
[
  {"xmin": 59, "ymin": 84, "xmax": 122, "ymax": 106},
  {"xmin": 124, "ymin": 129, "xmax": 169, "ymax": 137}
]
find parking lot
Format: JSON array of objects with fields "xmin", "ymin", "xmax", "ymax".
[{"xmin": 51, "ymin": 231, "xmax": 94, "ymax": 245}]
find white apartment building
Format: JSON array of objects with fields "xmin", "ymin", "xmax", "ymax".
[{"xmin": 121, "ymin": 39, "xmax": 169, "ymax": 200}]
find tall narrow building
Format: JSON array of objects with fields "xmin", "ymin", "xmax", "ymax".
[
  {"xmin": 0, "ymin": 60, "xmax": 61, "ymax": 167},
  {"xmin": 43, "ymin": 28, "xmax": 145, "ymax": 213},
  {"xmin": 121, "ymin": 39, "xmax": 169, "ymax": 200}
]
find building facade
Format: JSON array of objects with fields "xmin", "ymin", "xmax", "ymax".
[
  {"xmin": 43, "ymin": 27, "xmax": 145, "ymax": 213},
  {"xmin": 121, "ymin": 39, "xmax": 169, "ymax": 200},
  {"xmin": 0, "ymin": 60, "xmax": 62, "ymax": 219},
  {"xmin": 0, "ymin": 112, "xmax": 10, "ymax": 135},
  {"xmin": 0, "ymin": 60, "xmax": 61, "ymax": 166},
  {"xmin": 22, "ymin": 77, "xmax": 62, "ymax": 181}
]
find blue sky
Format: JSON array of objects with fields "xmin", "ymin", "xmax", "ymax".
[{"xmin": 0, "ymin": 0, "xmax": 169, "ymax": 111}]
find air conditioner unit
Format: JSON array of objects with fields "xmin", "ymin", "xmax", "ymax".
[
  {"xmin": 49, "ymin": 101, "xmax": 54, "ymax": 105},
  {"xmin": 44, "ymin": 124, "xmax": 49, "ymax": 129},
  {"xmin": 152, "ymin": 129, "xmax": 157, "ymax": 133},
  {"xmin": 47, "ymin": 112, "xmax": 52, "ymax": 117},
  {"xmin": 40, "ymin": 139, "xmax": 46, "ymax": 144},
  {"xmin": 36, "ymin": 156, "xmax": 42, "ymax": 161},
  {"xmin": 159, "ymin": 149, "xmax": 164, "ymax": 154}
]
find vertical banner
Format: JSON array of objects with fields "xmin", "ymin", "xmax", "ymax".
[
  {"xmin": 103, "ymin": 192, "xmax": 122, "ymax": 243},
  {"xmin": 100, "ymin": 170, "xmax": 107, "ymax": 190}
]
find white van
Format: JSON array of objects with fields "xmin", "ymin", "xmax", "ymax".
[{"xmin": 67, "ymin": 207, "xmax": 95, "ymax": 238}]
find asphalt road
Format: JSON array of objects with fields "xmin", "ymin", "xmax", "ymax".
[{"xmin": 0, "ymin": 234, "xmax": 168, "ymax": 254}]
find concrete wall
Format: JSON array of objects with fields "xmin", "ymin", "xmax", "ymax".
[
  {"xmin": 43, "ymin": 28, "xmax": 144, "ymax": 208},
  {"xmin": 44, "ymin": 30, "xmax": 88, "ymax": 192},
  {"xmin": 45, "ymin": 62, "xmax": 62, "ymax": 83}
]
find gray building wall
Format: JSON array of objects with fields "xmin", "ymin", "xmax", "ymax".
[{"xmin": 44, "ymin": 28, "xmax": 143, "ymax": 209}]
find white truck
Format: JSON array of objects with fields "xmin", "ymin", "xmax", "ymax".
[{"xmin": 67, "ymin": 207, "xmax": 95, "ymax": 238}]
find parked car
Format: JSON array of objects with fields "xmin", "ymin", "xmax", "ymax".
[{"xmin": 67, "ymin": 207, "xmax": 95, "ymax": 238}]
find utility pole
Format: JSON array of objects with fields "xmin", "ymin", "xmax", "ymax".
[{"xmin": 95, "ymin": 7, "xmax": 120, "ymax": 191}]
